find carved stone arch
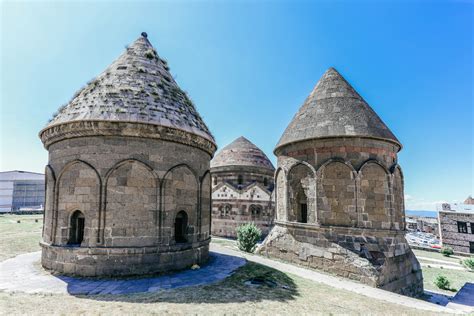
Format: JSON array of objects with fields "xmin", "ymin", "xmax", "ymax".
[
  {"xmin": 391, "ymin": 164, "xmax": 405, "ymax": 231},
  {"xmin": 358, "ymin": 159, "xmax": 390, "ymax": 175},
  {"xmin": 317, "ymin": 160, "xmax": 357, "ymax": 227},
  {"xmin": 316, "ymin": 157, "xmax": 356, "ymax": 176},
  {"xmin": 105, "ymin": 158, "xmax": 158, "ymax": 182},
  {"xmin": 43, "ymin": 165, "xmax": 56, "ymax": 242},
  {"xmin": 200, "ymin": 170, "xmax": 211, "ymax": 240},
  {"xmin": 286, "ymin": 163, "xmax": 316, "ymax": 224},
  {"xmin": 358, "ymin": 160, "xmax": 391, "ymax": 230},
  {"xmin": 104, "ymin": 159, "xmax": 159, "ymax": 247},
  {"xmin": 274, "ymin": 167, "xmax": 287, "ymax": 221},
  {"xmin": 288, "ymin": 160, "xmax": 316, "ymax": 177},
  {"xmin": 162, "ymin": 164, "xmax": 199, "ymax": 245},
  {"xmin": 54, "ymin": 160, "xmax": 101, "ymax": 246}
]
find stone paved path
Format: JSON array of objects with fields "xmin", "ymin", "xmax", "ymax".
[{"xmin": 0, "ymin": 251, "xmax": 245, "ymax": 295}]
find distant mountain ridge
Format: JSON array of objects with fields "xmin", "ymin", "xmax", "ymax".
[{"xmin": 406, "ymin": 210, "xmax": 437, "ymax": 218}]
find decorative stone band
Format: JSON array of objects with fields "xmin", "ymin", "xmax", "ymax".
[
  {"xmin": 275, "ymin": 220, "xmax": 408, "ymax": 236},
  {"xmin": 40, "ymin": 238, "xmax": 211, "ymax": 255},
  {"xmin": 210, "ymin": 165, "xmax": 275, "ymax": 175},
  {"xmin": 40, "ymin": 238, "xmax": 211, "ymax": 277},
  {"xmin": 39, "ymin": 120, "xmax": 217, "ymax": 156},
  {"xmin": 286, "ymin": 145, "xmax": 397, "ymax": 159},
  {"xmin": 274, "ymin": 136, "xmax": 402, "ymax": 156}
]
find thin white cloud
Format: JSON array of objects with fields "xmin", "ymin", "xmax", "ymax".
[{"xmin": 404, "ymin": 195, "xmax": 446, "ymax": 211}]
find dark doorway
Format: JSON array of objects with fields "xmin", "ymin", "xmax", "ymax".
[
  {"xmin": 470, "ymin": 242, "xmax": 474, "ymax": 254},
  {"xmin": 300, "ymin": 203, "xmax": 308, "ymax": 223},
  {"xmin": 68, "ymin": 210, "xmax": 85, "ymax": 245},
  {"xmin": 175, "ymin": 210, "xmax": 188, "ymax": 243}
]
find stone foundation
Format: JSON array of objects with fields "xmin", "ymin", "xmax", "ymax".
[
  {"xmin": 40, "ymin": 239, "xmax": 210, "ymax": 277},
  {"xmin": 258, "ymin": 223, "xmax": 423, "ymax": 297}
]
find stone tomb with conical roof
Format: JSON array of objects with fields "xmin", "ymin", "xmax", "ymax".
[
  {"xmin": 39, "ymin": 33, "xmax": 216, "ymax": 277},
  {"xmin": 210, "ymin": 137, "xmax": 275, "ymax": 238},
  {"xmin": 258, "ymin": 68, "xmax": 423, "ymax": 296}
]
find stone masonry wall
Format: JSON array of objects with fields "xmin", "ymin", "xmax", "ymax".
[
  {"xmin": 259, "ymin": 224, "xmax": 423, "ymax": 296},
  {"xmin": 275, "ymin": 137, "xmax": 404, "ymax": 230},
  {"xmin": 211, "ymin": 166, "xmax": 275, "ymax": 238},
  {"xmin": 211, "ymin": 199, "xmax": 274, "ymax": 238},
  {"xmin": 438, "ymin": 211, "xmax": 474, "ymax": 254},
  {"xmin": 261, "ymin": 137, "xmax": 422, "ymax": 296},
  {"xmin": 41, "ymin": 135, "xmax": 212, "ymax": 276}
]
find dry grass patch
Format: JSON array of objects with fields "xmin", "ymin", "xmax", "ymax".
[
  {"xmin": 0, "ymin": 214, "xmax": 42, "ymax": 261},
  {"xmin": 0, "ymin": 262, "xmax": 443, "ymax": 315}
]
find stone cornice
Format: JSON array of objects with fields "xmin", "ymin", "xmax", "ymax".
[
  {"xmin": 39, "ymin": 120, "xmax": 217, "ymax": 156},
  {"xmin": 274, "ymin": 135, "xmax": 402, "ymax": 156},
  {"xmin": 275, "ymin": 220, "xmax": 406, "ymax": 236}
]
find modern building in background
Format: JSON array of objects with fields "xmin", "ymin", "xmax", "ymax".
[
  {"xmin": 406, "ymin": 216, "xmax": 439, "ymax": 236},
  {"xmin": 210, "ymin": 136, "xmax": 275, "ymax": 238},
  {"xmin": 0, "ymin": 171, "xmax": 45, "ymax": 212},
  {"xmin": 437, "ymin": 196, "xmax": 474, "ymax": 254}
]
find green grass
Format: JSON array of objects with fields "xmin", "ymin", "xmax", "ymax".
[
  {"xmin": 422, "ymin": 265, "xmax": 474, "ymax": 295},
  {"xmin": 413, "ymin": 249, "xmax": 467, "ymax": 264},
  {"xmin": 0, "ymin": 214, "xmax": 43, "ymax": 261}
]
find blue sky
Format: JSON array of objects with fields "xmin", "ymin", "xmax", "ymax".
[{"xmin": 1, "ymin": 0, "xmax": 472, "ymax": 210}]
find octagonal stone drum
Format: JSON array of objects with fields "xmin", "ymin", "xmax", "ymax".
[{"xmin": 39, "ymin": 33, "xmax": 216, "ymax": 277}]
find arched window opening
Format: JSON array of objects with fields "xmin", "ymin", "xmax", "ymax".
[
  {"xmin": 297, "ymin": 190, "xmax": 308, "ymax": 224},
  {"xmin": 175, "ymin": 210, "xmax": 188, "ymax": 243},
  {"xmin": 213, "ymin": 177, "xmax": 217, "ymax": 185},
  {"xmin": 223, "ymin": 204, "xmax": 232, "ymax": 216},
  {"xmin": 237, "ymin": 175, "xmax": 243, "ymax": 185},
  {"xmin": 263, "ymin": 178, "xmax": 268, "ymax": 187},
  {"xmin": 68, "ymin": 210, "xmax": 85, "ymax": 246},
  {"xmin": 250, "ymin": 204, "xmax": 262, "ymax": 217}
]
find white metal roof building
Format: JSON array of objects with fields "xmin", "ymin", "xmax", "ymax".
[{"xmin": 0, "ymin": 171, "xmax": 45, "ymax": 212}]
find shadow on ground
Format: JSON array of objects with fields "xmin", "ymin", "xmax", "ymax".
[
  {"xmin": 424, "ymin": 283, "xmax": 474, "ymax": 309},
  {"xmin": 59, "ymin": 253, "xmax": 298, "ymax": 304}
]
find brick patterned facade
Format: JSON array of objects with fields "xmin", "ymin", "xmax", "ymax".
[{"xmin": 438, "ymin": 211, "xmax": 474, "ymax": 254}]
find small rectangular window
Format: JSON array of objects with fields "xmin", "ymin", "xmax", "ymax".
[
  {"xmin": 471, "ymin": 223, "xmax": 474, "ymax": 234},
  {"xmin": 457, "ymin": 221, "xmax": 468, "ymax": 234}
]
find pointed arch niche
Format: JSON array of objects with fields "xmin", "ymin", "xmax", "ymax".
[
  {"xmin": 317, "ymin": 161, "xmax": 356, "ymax": 227},
  {"xmin": 163, "ymin": 164, "xmax": 198, "ymax": 245},
  {"xmin": 105, "ymin": 160, "xmax": 158, "ymax": 247},
  {"xmin": 287, "ymin": 163, "xmax": 316, "ymax": 224},
  {"xmin": 358, "ymin": 162, "xmax": 391, "ymax": 229},
  {"xmin": 55, "ymin": 160, "xmax": 100, "ymax": 246}
]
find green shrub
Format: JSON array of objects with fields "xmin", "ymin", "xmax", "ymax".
[
  {"xmin": 434, "ymin": 275, "xmax": 450, "ymax": 290},
  {"xmin": 145, "ymin": 50, "xmax": 155, "ymax": 59},
  {"xmin": 440, "ymin": 246, "xmax": 454, "ymax": 257},
  {"xmin": 462, "ymin": 258, "xmax": 474, "ymax": 271},
  {"xmin": 236, "ymin": 223, "xmax": 262, "ymax": 253}
]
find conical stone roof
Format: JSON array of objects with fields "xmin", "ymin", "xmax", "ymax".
[
  {"xmin": 41, "ymin": 33, "xmax": 215, "ymax": 150},
  {"xmin": 275, "ymin": 68, "xmax": 400, "ymax": 152},
  {"xmin": 211, "ymin": 136, "xmax": 274, "ymax": 171}
]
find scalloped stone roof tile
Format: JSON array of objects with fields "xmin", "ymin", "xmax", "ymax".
[
  {"xmin": 276, "ymin": 68, "xmax": 400, "ymax": 151},
  {"xmin": 44, "ymin": 33, "xmax": 214, "ymax": 143},
  {"xmin": 211, "ymin": 136, "xmax": 274, "ymax": 170}
]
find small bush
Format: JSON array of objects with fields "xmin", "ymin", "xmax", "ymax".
[
  {"xmin": 237, "ymin": 223, "xmax": 261, "ymax": 253},
  {"xmin": 462, "ymin": 258, "xmax": 474, "ymax": 271},
  {"xmin": 145, "ymin": 50, "xmax": 155, "ymax": 59},
  {"xmin": 434, "ymin": 275, "xmax": 451, "ymax": 290},
  {"xmin": 440, "ymin": 246, "xmax": 454, "ymax": 257}
]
